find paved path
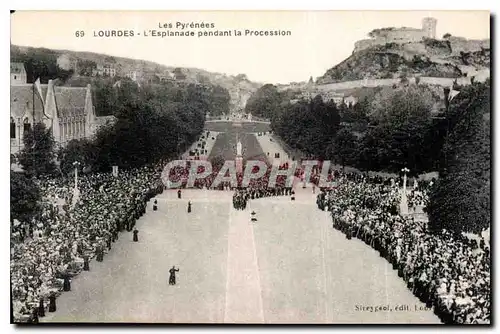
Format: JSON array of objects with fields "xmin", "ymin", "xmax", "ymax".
[
  {"xmin": 42, "ymin": 189, "xmax": 441, "ymax": 324},
  {"xmin": 255, "ymin": 134, "xmax": 291, "ymax": 166},
  {"xmin": 182, "ymin": 131, "xmax": 220, "ymax": 160}
]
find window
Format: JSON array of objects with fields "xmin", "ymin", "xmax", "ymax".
[
  {"xmin": 23, "ymin": 118, "xmax": 31, "ymax": 134},
  {"xmin": 10, "ymin": 118, "xmax": 15, "ymax": 139}
]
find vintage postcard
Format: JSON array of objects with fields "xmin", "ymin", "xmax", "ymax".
[{"xmin": 9, "ymin": 10, "xmax": 490, "ymax": 325}]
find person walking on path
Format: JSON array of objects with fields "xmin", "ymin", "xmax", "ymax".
[{"xmin": 169, "ymin": 266, "xmax": 180, "ymax": 285}]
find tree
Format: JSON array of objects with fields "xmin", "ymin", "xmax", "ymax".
[
  {"xmin": 427, "ymin": 80, "xmax": 491, "ymax": 234},
  {"xmin": 58, "ymin": 138, "xmax": 97, "ymax": 175},
  {"xmin": 244, "ymin": 84, "xmax": 283, "ymax": 119},
  {"xmin": 361, "ymin": 85, "xmax": 437, "ymax": 173},
  {"xmin": 18, "ymin": 122, "xmax": 56, "ymax": 176},
  {"xmin": 90, "ymin": 81, "xmax": 209, "ymax": 171},
  {"xmin": 443, "ymin": 33, "xmax": 451, "ymax": 39},
  {"xmin": 11, "ymin": 171, "xmax": 42, "ymax": 223},
  {"xmin": 77, "ymin": 59, "xmax": 97, "ymax": 76},
  {"xmin": 208, "ymin": 85, "xmax": 231, "ymax": 116},
  {"xmin": 234, "ymin": 74, "xmax": 248, "ymax": 82},
  {"xmin": 328, "ymin": 128, "xmax": 358, "ymax": 170},
  {"xmin": 271, "ymin": 96, "xmax": 340, "ymax": 159}
]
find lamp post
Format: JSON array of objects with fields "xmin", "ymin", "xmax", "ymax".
[
  {"xmin": 71, "ymin": 161, "xmax": 81, "ymax": 208},
  {"xmin": 17, "ymin": 117, "xmax": 21, "ymax": 151},
  {"xmin": 73, "ymin": 161, "xmax": 80, "ymax": 190},
  {"xmin": 400, "ymin": 167, "xmax": 409, "ymax": 216}
]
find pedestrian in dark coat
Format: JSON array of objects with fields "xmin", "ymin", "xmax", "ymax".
[
  {"xmin": 169, "ymin": 266, "xmax": 180, "ymax": 285},
  {"xmin": 133, "ymin": 229, "xmax": 139, "ymax": 242},
  {"xmin": 63, "ymin": 274, "xmax": 71, "ymax": 291},
  {"xmin": 83, "ymin": 256, "xmax": 90, "ymax": 271},
  {"xmin": 38, "ymin": 298, "xmax": 45, "ymax": 317},
  {"xmin": 48, "ymin": 293, "xmax": 56, "ymax": 312},
  {"xmin": 187, "ymin": 201, "xmax": 192, "ymax": 213},
  {"xmin": 178, "ymin": 189, "xmax": 182, "ymax": 199},
  {"xmin": 153, "ymin": 199, "xmax": 158, "ymax": 211},
  {"xmin": 96, "ymin": 245, "xmax": 104, "ymax": 262}
]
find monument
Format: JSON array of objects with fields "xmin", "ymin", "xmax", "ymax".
[
  {"xmin": 235, "ymin": 136, "xmax": 243, "ymax": 174},
  {"xmin": 399, "ymin": 167, "xmax": 409, "ymax": 216}
]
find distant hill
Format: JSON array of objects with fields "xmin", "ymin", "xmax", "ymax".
[
  {"xmin": 10, "ymin": 44, "xmax": 262, "ymax": 111},
  {"xmin": 316, "ymin": 36, "xmax": 490, "ymax": 84}
]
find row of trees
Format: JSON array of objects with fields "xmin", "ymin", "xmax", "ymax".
[
  {"xmin": 265, "ymin": 83, "xmax": 444, "ymax": 175},
  {"xmin": 427, "ymin": 80, "xmax": 491, "ymax": 233},
  {"xmin": 93, "ymin": 79, "xmax": 230, "ymax": 117},
  {"xmin": 248, "ymin": 79, "xmax": 490, "ymax": 234}
]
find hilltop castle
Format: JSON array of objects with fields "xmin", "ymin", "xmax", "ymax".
[{"xmin": 354, "ymin": 17, "xmax": 438, "ymax": 53}]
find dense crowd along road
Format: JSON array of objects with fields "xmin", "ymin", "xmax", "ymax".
[
  {"xmin": 316, "ymin": 173, "xmax": 490, "ymax": 324},
  {"xmin": 10, "ymin": 121, "xmax": 489, "ymax": 324}
]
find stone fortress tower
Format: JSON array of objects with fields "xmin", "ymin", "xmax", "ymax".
[
  {"xmin": 422, "ymin": 17, "xmax": 437, "ymax": 39},
  {"xmin": 353, "ymin": 17, "xmax": 440, "ymax": 53}
]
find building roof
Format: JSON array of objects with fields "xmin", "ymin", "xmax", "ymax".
[
  {"xmin": 11, "ymin": 62, "xmax": 26, "ymax": 74},
  {"xmin": 10, "ymin": 84, "xmax": 47, "ymax": 119},
  {"xmin": 54, "ymin": 87, "xmax": 87, "ymax": 117}
]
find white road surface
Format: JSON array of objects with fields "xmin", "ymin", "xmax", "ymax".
[
  {"xmin": 182, "ymin": 131, "xmax": 220, "ymax": 160},
  {"xmin": 41, "ymin": 187, "xmax": 441, "ymax": 324},
  {"xmin": 255, "ymin": 134, "xmax": 291, "ymax": 166}
]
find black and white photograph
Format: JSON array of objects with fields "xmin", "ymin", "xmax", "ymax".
[{"xmin": 8, "ymin": 9, "xmax": 491, "ymax": 325}]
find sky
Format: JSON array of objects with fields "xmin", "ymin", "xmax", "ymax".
[{"xmin": 10, "ymin": 10, "xmax": 490, "ymax": 84}]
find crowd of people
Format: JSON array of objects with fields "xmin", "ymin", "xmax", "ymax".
[
  {"xmin": 316, "ymin": 173, "xmax": 490, "ymax": 324},
  {"xmin": 11, "ymin": 164, "xmax": 165, "ymax": 323},
  {"xmin": 12, "ymin": 133, "xmax": 489, "ymax": 325},
  {"xmin": 232, "ymin": 186, "xmax": 295, "ymax": 210}
]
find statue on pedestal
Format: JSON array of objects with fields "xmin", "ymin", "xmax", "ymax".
[{"xmin": 237, "ymin": 141, "xmax": 242, "ymax": 157}]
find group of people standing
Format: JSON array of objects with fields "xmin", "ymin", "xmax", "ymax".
[
  {"xmin": 232, "ymin": 186, "xmax": 295, "ymax": 210},
  {"xmin": 11, "ymin": 164, "xmax": 165, "ymax": 323},
  {"xmin": 316, "ymin": 173, "xmax": 490, "ymax": 324}
]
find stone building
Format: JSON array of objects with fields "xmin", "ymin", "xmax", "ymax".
[
  {"xmin": 126, "ymin": 70, "xmax": 142, "ymax": 81},
  {"xmin": 354, "ymin": 17, "xmax": 438, "ymax": 53},
  {"xmin": 10, "ymin": 77, "xmax": 112, "ymax": 154},
  {"xmin": 11, "ymin": 62, "xmax": 27, "ymax": 85},
  {"xmin": 290, "ymin": 90, "xmax": 357, "ymax": 107},
  {"xmin": 92, "ymin": 64, "xmax": 116, "ymax": 77}
]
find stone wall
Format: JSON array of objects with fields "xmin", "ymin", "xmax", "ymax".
[
  {"xmin": 315, "ymin": 78, "xmax": 400, "ymax": 92},
  {"xmin": 279, "ymin": 73, "xmax": 488, "ymax": 95},
  {"xmin": 354, "ymin": 38, "xmax": 385, "ymax": 53},
  {"xmin": 354, "ymin": 29, "xmax": 426, "ymax": 53},
  {"xmin": 448, "ymin": 36, "xmax": 490, "ymax": 55}
]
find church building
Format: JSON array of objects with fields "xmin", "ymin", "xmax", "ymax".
[{"xmin": 10, "ymin": 63, "xmax": 113, "ymax": 154}]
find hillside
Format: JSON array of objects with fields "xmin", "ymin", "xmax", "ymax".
[
  {"xmin": 316, "ymin": 37, "xmax": 490, "ymax": 84},
  {"xmin": 10, "ymin": 45, "xmax": 261, "ymax": 111}
]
